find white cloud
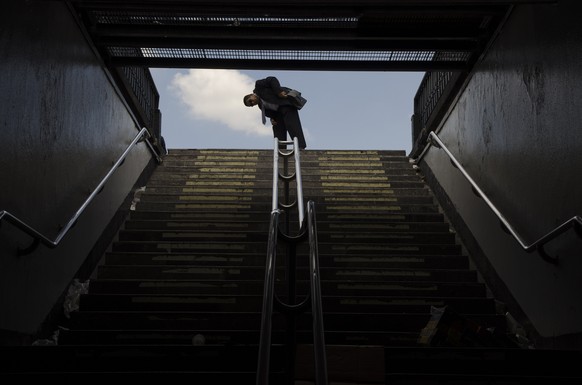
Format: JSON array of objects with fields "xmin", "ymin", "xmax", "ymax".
[{"xmin": 169, "ymin": 69, "xmax": 270, "ymax": 136}]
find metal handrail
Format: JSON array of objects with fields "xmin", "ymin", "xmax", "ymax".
[
  {"xmin": 0, "ymin": 127, "xmax": 162, "ymax": 254},
  {"xmin": 258, "ymin": 138, "xmax": 327, "ymax": 385},
  {"xmin": 413, "ymin": 131, "xmax": 582, "ymax": 264},
  {"xmin": 256, "ymin": 208, "xmax": 281, "ymax": 385},
  {"xmin": 271, "ymin": 137, "xmax": 305, "ymax": 227},
  {"xmin": 307, "ymin": 200, "xmax": 328, "ymax": 385}
]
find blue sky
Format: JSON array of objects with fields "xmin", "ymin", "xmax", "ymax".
[{"xmin": 150, "ymin": 69, "xmax": 424, "ymax": 153}]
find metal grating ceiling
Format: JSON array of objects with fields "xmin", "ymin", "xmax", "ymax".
[{"xmin": 70, "ymin": 0, "xmax": 515, "ymax": 71}]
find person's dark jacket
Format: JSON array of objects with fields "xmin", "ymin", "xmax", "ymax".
[
  {"xmin": 252, "ymin": 76, "xmax": 307, "ymax": 149},
  {"xmin": 253, "ymin": 76, "xmax": 294, "ymax": 108}
]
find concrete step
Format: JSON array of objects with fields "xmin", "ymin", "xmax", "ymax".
[
  {"xmin": 88, "ymin": 279, "xmax": 485, "ymax": 297},
  {"xmin": 103, "ymin": 252, "xmax": 270, "ymax": 267},
  {"xmin": 135, "ymin": 193, "xmax": 434, "ymax": 203},
  {"xmin": 155, "ymin": 163, "xmax": 416, "ymax": 172},
  {"xmin": 163, "ymin": 148, "xmax": 406, "ymax": 157},
  {"xmin": 116, "ymin": 229, "xmax": 456, "ymax": 244},
  {"xmin": 102, "ymin": 253, "xmax": 469, "ymax": 269},
  {"xmin": 146, "ymin": 173, "xmax": 423, "ymax": 186},
  {"xmin": 127, "ymin": 210, "xmax": 446, "ymax": 223},
  {"xmin": 159, "ymin": 152, "xmax": 410, "ymax": 163},
  {"xmin": 122, "ymin": 219, "xmax": 451, "ymax": 233},
  {"xmin": 57, "ymin": 329, "xmax": 424, "ymax": 347},
  {"xmin": 166, "ymin": 149, "xmax": 406, "ymax": 156},
  {"xmin": 95, "ymin": 265, "xmax": 475, "ymax": 282},
  {"xmin": 139, "ymin": 183, "xmax": 430, "ymax": 195},
  {"xmin": 110, "ymin": 240, "xmax": 462, "ymax": 255},
  {"xmin": 66, "ymin": 311, "xmax": 507, "ymax": 333},
  {"xmin": 133, "ymin": 201, "xmax": 441, "ymax": 213},
  {"xmin": 153, "ymin": 154, "xmax": 414, "ymax": 164},
  {"xmin": 149, "ymin": 166, "xmax": 419, "ymax": 179},
  {"xmin": 78, "ymin": 293, "xmax": 494, "ymax": 314}
]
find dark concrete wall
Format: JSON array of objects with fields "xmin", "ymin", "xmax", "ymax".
[
  {"xmin": 419, "ymin": 0, "xmax": 582, "ymax": 343},
  {"xmin": 0, "ymin": 1, "xmax": 154, "ymax": 339}
]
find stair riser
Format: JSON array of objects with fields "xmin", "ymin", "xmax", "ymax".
[
  {"xmin": 116, "ymin": 231, "xmax": 456, "ymax": 244},
  {"xmin": 133, "ymin": 202, "xmax": 442, "ymax": 213},
  {"xmin": 95, "ymin": 266, "xmax": 476, "ymax": 282},
  {"xmin": 142, "ymin": 182, "xmax": 428, "ymax": 192},
  {"xmin": 136, "ymin": 192, "xmax": 434, "ymax": 202},
  {"xmin": 128, "ymin": 211, "xmax": 446, "ymax": 223},
  {"xmin": 103, "ymin": 253, "xmax": 470, "ymax": 269},
  {"xmin": 148, "ymin": 173, "xmax": 420, "ymax": 185},
  {"xmin": 123, "ymin": 220, "xmax": 451, "ymax": 233},
  {"xmin": 67, "ymin": 312, "xmax": 507, "ymax": 333},
  {"xmin": 89, "ymin": 279, "xmax": 484, "ymax": 297},
  {"xmin": 110, "ymin": 242, "xmax": 462, "ymax": 255},
  {"xmin": 79, "ymin": 294, "xmax": 494, "ymax": 314},
  {"xmin": 58, "ymin": 330, "xmax": 421, "ymax": 347},
  {"xmin": 157, "ymin": 161, "xmax": 415, "ymax": 170}
]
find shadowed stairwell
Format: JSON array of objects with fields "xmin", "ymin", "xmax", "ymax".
[{"xmin": 2, "ymin": 148, "xmax": 581, "ymax": 384}]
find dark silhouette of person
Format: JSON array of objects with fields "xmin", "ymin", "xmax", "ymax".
[{"xmin": 243, "ymin": 76, "xmax": 307, "ymax": 149}]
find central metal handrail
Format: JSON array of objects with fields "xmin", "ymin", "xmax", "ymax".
[
  {"xmin": 257, "ymin": 138, "xmax": 327, "ymax": 385},
  {"xmin": 413, "ymin": 131, "xmax": 582, "ymax": 264},
  {"xmin": 0, "ymin": 127, "xmax": 162, "ymax": 255},
  {"xmin": 272, "ymin": 137, "xmax": 305, "ymax": 228}
]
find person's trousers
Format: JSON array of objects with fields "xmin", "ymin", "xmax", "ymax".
[{"xmin": 272, "ymin": 105, "xmax": 307, "ymax": 149}]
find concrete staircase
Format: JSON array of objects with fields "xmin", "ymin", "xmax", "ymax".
[{"xmin": 2, "ymin": 149, "xmax": 580, "ymax": 384}]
